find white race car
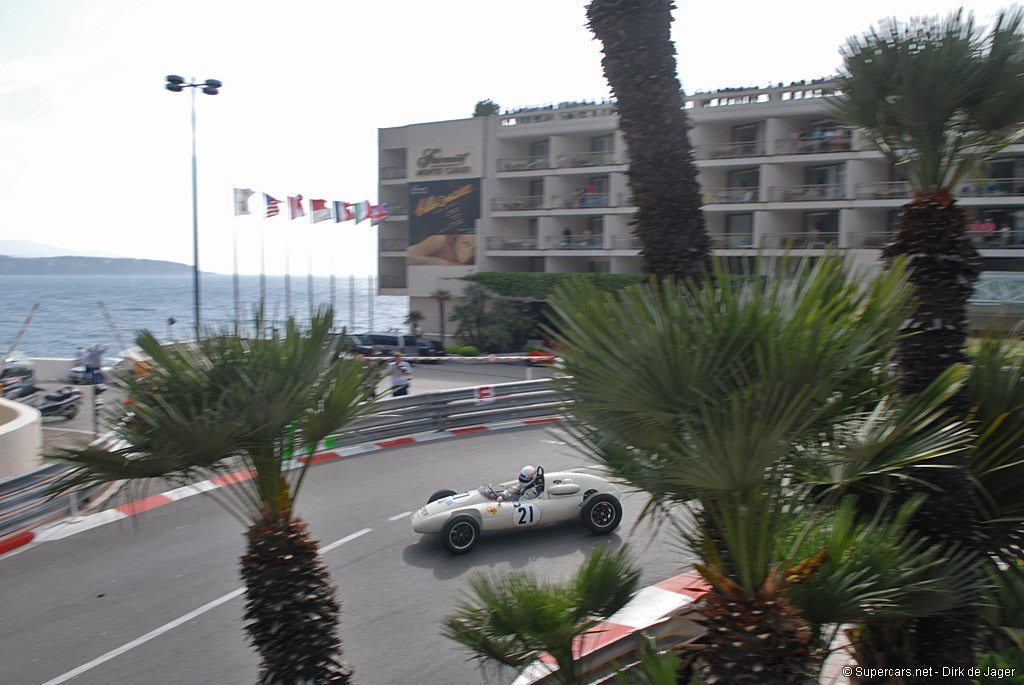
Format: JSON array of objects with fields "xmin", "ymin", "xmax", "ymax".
[{"xmin": 411, "ymin": 467, "xmax": 623, "ymax": 554}]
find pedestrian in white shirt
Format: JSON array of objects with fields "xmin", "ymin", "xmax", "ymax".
[{"xmin": 385, "ymin": 352, "xmax": 412, "ymax": 397}]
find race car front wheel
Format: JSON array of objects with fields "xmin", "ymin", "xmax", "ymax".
[
  {"xmin": 581, "ymin": 494, "xmax": 622, "ymax": 535},
  {"xmin": 428, "ymin": 489, "xmax": 457, "ymax": 504},
  {"xmin": 442, "ymin": 515, "xmax": 480, "ymax": 554}
]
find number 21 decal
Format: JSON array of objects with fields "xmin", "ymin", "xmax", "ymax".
[{"xmin": 513, "ymin": 503, "xmax": 540, "ymax": 527}]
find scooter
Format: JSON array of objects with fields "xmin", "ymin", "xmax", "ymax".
[
  {"xmin": 20, "ymin": 386, "xmax": 84, "ymax": 420},
  {"xmin": 0, "ymin": 374, "xmax": 38, "ymax": 400}
]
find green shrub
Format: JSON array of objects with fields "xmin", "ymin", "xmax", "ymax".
[
  {"xmin": 459, "ymin": 345, "xmax": 480, "ymax": 357},
  {"xmin": 521, "ymin": 344, "xmax": 537, "ymax": 353},
  {"xmin": 445, "ymin": 346, "xmax": 462, "ymax": 355},
  {"xmin": 973, "ymin": 649, "xmax": 1024, "ymax": 684}
]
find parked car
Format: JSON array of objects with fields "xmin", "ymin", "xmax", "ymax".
[
  {"xmin": 341, "ymin": 334, "xmax": 381, "ymax": 357},
  {"xmin": 1, "ymin": 352, "xmax": 35, "ymax": 379},
  {"xmin": 68, "ymin": 357, "xmax": 124, "ymax": 384},
  {"xmin": 415, "ymin": 340, "xmax": 446, "ymax": 363}
]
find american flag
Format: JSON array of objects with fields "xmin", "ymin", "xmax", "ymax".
[{"xmin": 264, "ymin": 193, "xmax": 281, "ymax": 218}]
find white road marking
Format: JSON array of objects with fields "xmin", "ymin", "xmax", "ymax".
[
  {"xmin": 40, "ymin": 527, "xmax": 373, "ymax": 684},
  {"xmin": 388, "ymin": 511, "xmax": 412, "ymax": 521}
]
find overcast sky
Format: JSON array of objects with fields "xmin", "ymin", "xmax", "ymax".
[{"xmin": 0, "ymin": 0, "xmax": 1015, "ymax": 275}]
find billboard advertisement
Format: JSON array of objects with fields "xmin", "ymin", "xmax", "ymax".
[{"xmin": 408, "ymin": 178, "xmax": 481, "ymax": 266}]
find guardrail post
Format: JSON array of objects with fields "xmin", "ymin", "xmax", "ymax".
[{"xmin": 69, "ymin": 490, "xmax": 79, "ymax": 517}]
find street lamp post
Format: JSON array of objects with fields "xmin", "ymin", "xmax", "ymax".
[{"xmin": 164, "ymin": 75, "xmax": 222, "ymax": 341}]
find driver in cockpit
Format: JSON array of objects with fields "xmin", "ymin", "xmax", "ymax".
[{"xmin": 500, "ymin": 465, "xmax": 543, "ymax": 501}]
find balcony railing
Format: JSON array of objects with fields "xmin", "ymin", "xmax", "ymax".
[
  {"xmin": 381, "ymin": 167, "xmax": 407, "ymax": 180},
  {"xmin": 485, "ymin": 237, "xmax": 539, "ymax": 250},
  {"xmin": 497, "ymin": 156, "xmax": 549, "ymax": 172},
  {"xmin": 846, "ymin": 232, "xmax": 893, "ymax": 248},
  {"xmin": 711, "ymin": 234, "xmax": 756, "ymax": 249},
  {"xmin": 492, "ymin": 196, "xmax": 544, "ymax": 211},
  {"xmin": 384, "ymin": 204, "xmax": 409, "ymax": 215},
  {"xmin": 769, "ymin": 184, "xmax": 845, "ymax": 202},
  {"xmin": 611, "ymin": 235, "xmax": 641, "ymax": 249},
  {"xmin": 758, "ymin": 232, "xmax": 840, "ymax": 249},
  {"xmin": 702, "ymin": 187, "xmax": 760, "ymax": 204},
  {"xmin": 695, "ymin": 141, "xmax": 766, "ymax": 160},
  {"xmin": 959, "ymin": 178, "xmax": 1024, "ymax": 197},
  {"xmin": 549, "ymin": 234, "xmax": 604, "ymax": 249},
  {"xmin": 855, "ymin": 182, "xmax": 911, "ymax": 200},
  {"xmin": 378, "ymin": 274, "xmax": 407, "ymax": 289},
  {"xmin": 554, "ymin": 151, "xmax": 617, "ymax": 168},
  {"xmin": 775, "ymin": 132, "xmax": 852, "ymax": 155},
  {"xmin": 551, "ymin": 193, "xmax": 612, "ymax": 209},
  {"xmin": 380, "ymin": 238, "xmax": 407, "ymax": 252}
]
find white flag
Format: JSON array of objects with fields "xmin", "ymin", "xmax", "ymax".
[{"xmin": 234, "ymin": 188, "xmax": 255, "ymax": 216}]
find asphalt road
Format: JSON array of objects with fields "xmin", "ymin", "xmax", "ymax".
[{"xmin": 2, "ymin": 364, "xmax": 697, "ymax": 685}]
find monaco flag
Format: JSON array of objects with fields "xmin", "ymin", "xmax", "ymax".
[
  {"xmin": 310, "ymin": 199, "xmax": 331, "ymax": 223},
  {"xmin": 288, "ymin": 195, "xmax": 305, "ymax": 220}
]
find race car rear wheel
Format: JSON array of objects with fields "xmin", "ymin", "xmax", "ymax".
[
  {"xmin": 428, "ymin": 489, "xmax": 457, "ymax": 504},
  {"xmin": 441, "ymin": 515, "xmax": 480, "ymax": 555},
  {"xmin": 581, "ymin": 494, "xmax": 622, "ymax": 535}
]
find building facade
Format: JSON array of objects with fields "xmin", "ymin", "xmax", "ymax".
[{"xmin": 378, "ymin": 81, "xmax": 1024, "ymax": 340}]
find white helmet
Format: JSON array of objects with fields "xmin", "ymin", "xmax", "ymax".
[{"xmin": 519, "ymin": 465, "xmax": 538, "ymax": 486}]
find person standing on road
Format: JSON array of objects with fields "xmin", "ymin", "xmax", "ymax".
[
  {"xmin": 85, "ymin": 343, "xmax": 108, "ymax": 384},
  {"xmin": 385, "ymin": 351, "xmax": 412, "ymax": 397}
]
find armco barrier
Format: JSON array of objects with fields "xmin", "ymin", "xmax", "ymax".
[{"xmin": 0, "ymin": 379, "xmax": 567, "ymax": 546}]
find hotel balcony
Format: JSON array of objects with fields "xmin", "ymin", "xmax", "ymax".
[
  {"xmin": 855, "ymin": 182, "xmax": 911, "ymax": 200},
  {"xmin": 381, "ymin": 167, "xmax": 407, "ymax": 180},
  {"xmin": 497, "ymin": 156, "xmax": 549, "ymax": 172},
  {"xmin": 702, "ymin": 187, "xmax": 760, "ymax": 204},
  {"xmin": 774, "ymin": 132, "xmax": 853, "ymax": 155},
  {"xmin": 384, "ymin": 203, "xmax": 409, "ymax": 216},
  {"xmin": 380, "ymin": 238, "xmax": 407, "ymax": 252},
  {"xmin": 958, "ymin": 177, "xmax": 1024, "ymax": 197},
  {"xmin": 554, "ymin": 151, "xmax": 618, "ymax": 168},
  {"xmin": 695, "ymin": 140, "xmax": 766, "ymax": 160},
  {"xmin": 769, "ymin": 184, "xmax": 845, "ymax": 202},
  {"xmin": 491, "ymin": 195, "xmax": 544, "ymax": 211},
  {"xmin": 379, "ymin": 274, "xmax": 407, "ymax": 289}
]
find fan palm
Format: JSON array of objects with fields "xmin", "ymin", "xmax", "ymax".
[
  {"xmin": 545, "ymin": 257, "xmax": 975, "ymax": 683},
  {"xmin": 831, "ymin": 10, "xmax": 1024, "ymax": 668},
  {"xmin": 586, "ymin": 0, "xmax": 712, "ymax": 283},
  {"xmin": 442, "ymin": 543, "xmax": 641, "ymax": 685},
  {"xmin": 430, "ymin": 289, "xmax": 452, "ymax": 344},
  {"xmin": 48, "ymin": 308, "xmax": 375, "ymax": 683}
]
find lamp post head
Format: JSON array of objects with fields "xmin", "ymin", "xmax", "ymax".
[{"xmin": 163, "ymin": 75, "xmax": 222, "ymax": 95}]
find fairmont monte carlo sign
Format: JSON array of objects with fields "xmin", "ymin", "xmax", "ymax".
[{"xmin": 415, "ymin": 148, "xmax": 473, "ymax": 176}]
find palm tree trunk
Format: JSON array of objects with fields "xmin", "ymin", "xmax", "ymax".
[
  {"xmin": 241, "ymin": 515, "xmax": 352, "ymax": 684},
  {"xmin": 587, "ymin": 0, "xmax": 713, "ymax": 284},
  {"xmin": 882, "ymin": 195, "xmax": 982, "ymax": 677}
]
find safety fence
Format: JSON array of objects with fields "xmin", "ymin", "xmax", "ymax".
[{"xmin": 0, "ymin": 378, "xmax": 567, "ymax": 545}]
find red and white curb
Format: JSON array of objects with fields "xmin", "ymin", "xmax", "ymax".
[
  {"xmin": 2, "ymin": 416, "xmax": 564, "ymax": 556},
  {"xmin": 512, "ymin": 571, "xmax": 710, "ymax": 684}
]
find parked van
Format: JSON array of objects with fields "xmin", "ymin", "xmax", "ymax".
[{"xmin": 360, "ymin": 332, "xmax": 420, "ymax": 357}]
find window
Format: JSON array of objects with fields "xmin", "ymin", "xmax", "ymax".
[
  {"xmin": 804, "ymin": 164, "xmax": 845, "ymax": 198},
  {"xmin": 591, "ymin": 134, "xmax": 614, "ymax": 164},
  {"xmin": 804, "ymin": 211, "xmax": 839, "ymax": 246},
  {"xmin": 588, "ymin": 260, "xmax": 611, "ymax": 273},
  {"xmin": 726, "ymin": 214, "xmax": 754, "ymax": 248},
  {"xmin": 727, "ymin": 169, "xmax": 759, "ymax": 201},
  {"xmin": 529, "ymin": 179, "xmax": 544, "ymax": 208},
  {"xmin": 530, "ymin": 139, "xmax": 549, "ymax": 158}
]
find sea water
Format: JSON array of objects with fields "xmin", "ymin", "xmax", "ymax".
[{"xmin": 0, "ymin": 274, "xmax": 409, "ymax": 358}]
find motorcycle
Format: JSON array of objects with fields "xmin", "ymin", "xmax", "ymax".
[
  {"xmin": 0, "ymin": 374, "xmax": 38, "ymax": 400},
  {"xmin": 19, "ymin": 386, "xmax": 84, "ymax": 420}
]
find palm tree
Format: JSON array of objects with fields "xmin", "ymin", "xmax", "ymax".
[
  {"xmin": 545, "ymin": 258, "xmax": 976, "ymax": 683},
  {"xmin": 442, "ymin": 543, "xmax": 641, "ymax": 685},
  {"xmin": 831, "ymin": 9, "xmax": 1024, "ymax": 668},
  {"xmin": 430, "ymin": 288, "xmax": 452, "ymax": 345},
  {"xmin": 586, "ymin": 0, "xmax": 712, "ymax": 284},
  {"xmin": 49, "ymin": 308, "xmax": 374, "ymax": 683},
  {"xmin": 404, "ymin": 309, "xmax": 424, "ymax": 335}
]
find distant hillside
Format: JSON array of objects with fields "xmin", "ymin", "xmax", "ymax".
[
  {"xmin": 0, "ymin": 255, "xmax": 196, "ymax": 276},
  {"xmin": 0, "ymin": 239, "xmax": 122, "ymax": 259}
]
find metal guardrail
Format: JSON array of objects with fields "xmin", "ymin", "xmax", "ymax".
[
  {"xmin": 0, "ymin": 379, "xmax": 566, "ymax": 543},
  {"xmin": 0, "ymin": 433, "xmax": 121, "ymax": 543}
]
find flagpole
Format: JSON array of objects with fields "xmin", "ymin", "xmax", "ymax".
[
  {"xmin": 367, "ymin": 274, "xmax": 374, "ymax": 331},
  {"xmin": 232, "ymin": 216, "xmax": 240, "ymax": 322},
  {"xmin": 285, "ymin": 248, "xmax": 291, "ymax": 318},
  {"xmin": 307, "ymin": 222, "xmax": 314, "ymax": 319},
  {"xmin": 259, "ymin": 220, "xmax": 266, "ymax": 320}
]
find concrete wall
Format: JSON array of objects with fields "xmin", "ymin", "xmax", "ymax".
[
  {"xmin": 32, "ymin": 358, "xmax": 76, "ymax": 383},
  {"xmin": 0, "ymin": 398, "xmax": 42, "ymax": 480}
]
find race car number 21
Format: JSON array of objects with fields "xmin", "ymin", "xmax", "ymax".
[{"xmin": 513, "ymin": 503, "xmax": 541, "ymax": 527}]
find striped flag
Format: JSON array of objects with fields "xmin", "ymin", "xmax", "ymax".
[
  {"xmin": 264, "ymin": 193, "xmax": 282, "ymax": 218},
  {"xmin": 310, "ymin": 199, "xmax": 331, "ymax": 223},
  {"xmin": 288, "ymin": 195, "xmax": 305, "ymax": 220},
  {"xmin": 370, "ymin": 203, "xmax": 390, "ymax": 226},
  {"xmin": 353, "ymin": 200, "xmax": 371, "ymax": 224},
  {"xmin": 234, "ymin": 188, "xmax": 255, "ymax": 216},
  {"xmin": 333, "ymin": 201, "xmax": 353, "ymax": 223}
]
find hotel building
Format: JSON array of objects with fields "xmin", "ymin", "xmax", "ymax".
[{"xmin": 378, "ymin": 81, "xmax": 1024, "ymax": 338}]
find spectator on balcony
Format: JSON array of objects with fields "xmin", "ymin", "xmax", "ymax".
[
  {"xmin": 1000, "ymin": 222, "xmax": 1012, "ymax": 246},
  {"xmin": 580, "ymin": 228, "xmax": 593, "ymax": 247},
  {"xmin": 560, "ymin": 228, "xmax": 573, "ymax": 247}
]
